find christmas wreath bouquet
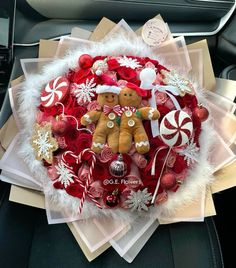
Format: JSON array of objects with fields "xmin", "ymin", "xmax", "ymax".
[{"xmin": 16, "ymin": 30, "xmax": 215, "ymax": 223}]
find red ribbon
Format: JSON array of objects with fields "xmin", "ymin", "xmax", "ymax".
[
  {"xmin": 121, "ymin": 106, "xmax": 137, "ymax": 113},
  {"xmin": 103, "ymin": 104, "xmax": 122, "ymax": 116}
]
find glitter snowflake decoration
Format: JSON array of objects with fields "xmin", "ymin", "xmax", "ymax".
[
  {"xmin": 117, "ymin": 56, "xmax": 142, "ymax": 69},
  {"xmin": 31, "ymin": 123, "xmax": 58, "ymax": 164},
  {"xmin": 126, "ymin": 188, "xmax": 152, "ymax": 212},
  {"xmin": 161, "ymin": 70, "xmax": 194, "ymax": 96},
  {"xmin": 178, "ymin": 138, "xmax": 200, "ymax": 166},
  {"xmin": 55, "ymin": 160, "xmax": 75, "ymax": 188},
  {"xmin": 71, "ymin": 78, "xmax": 96, "ymax": 105}
]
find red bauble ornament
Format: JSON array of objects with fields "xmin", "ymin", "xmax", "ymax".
[
  {"xmin": 105, "ymin": 189, "xmax": 119, "ymax": 207},
  {"xmin": 52, "ymin": 116, "xmax": 68, "ymax": 135},
  {"xmin": 78, "ymin": 54, "xmax": 93, "ymax": 69},
  {"xmin": 193, "ymin": 104, "xmax": 209, "ymax": 122},
  {"xmin": 160, "ymin": 173, "xmax": 176, "ymax": 190}
]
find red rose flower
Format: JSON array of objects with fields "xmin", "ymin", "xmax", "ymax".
[
  {"xmin": 67, "ymin": 69, "xmax": 75, "ymax": 82},
  {"xmin": 93, "ymin": 161, "xmax": 110, "ymax": 180},
  {"xmin": 182, "ymin": 94, "xmax": 198, "ymax": 108},
  {"xmin": 47, "ymin": 165, "xmax": 59, "ymax": 181},
  {"xmin": 71, "ymin": 69, "xmax": 92, "ymax": 84},
  {"xmin": 172, "ymin": 155, "xmax": 187, "ymax": 173},
  {"xmin": 157, "ymin": 105, "xmax": 171, "ymax": 120},
  {"xmin": 65, "ymin": 182, "xmax": 84, "ymax": 199},
  {"xmin": 117, "ymin": 67, "xmax": 137, "ymax": 81},
  {"xmin": 93, "ymin": 56, "xmax": 107, "ymax": 62},
  {"xmin": 69, "ymin": 106, "xmax": 87, "ymax": 128},
  {"xmin": 38, "ymin": 104, "xmax": 62, "ymax": 117},
  {"xmin": 87, "ymin": 100, "xmax": 101, "ymax": 111},
  {"xmin": 53, "ymin": 181, "xmax": 63, "ymax": 189},
  {"xmin": 89, "ymin": 180, "xmax": 104, "ymax": 199},
  {"xmin": 144, "ymin": 57, "xmax": 159, "ymax": 66},
  {"xmin": 107, "ymin": 58, "xmax": 120, "ymax": 70},
  {"xmin": 155, "ymin": 92, "xmax": 168, "ymax": 105},
  {"xmin": 157, "ymin": 64, "xmax": 168, "ymax": 72},
  {"xmin": 98, "ymin": 145, "xmax": 115, "ymax": 163},
  {"xmin": 75, "ymin": 132, "xmax": 92, "ymax": 154}
]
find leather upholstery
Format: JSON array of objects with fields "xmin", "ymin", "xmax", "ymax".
[
  {"xmin": 218, "ymin": 15, "xmax": 236, "ymax": 65},
  {"xmin": 0, "ymin": 182, "xmax": 223, "ymax": 268},
  {"xmin": 220, "ymin": 65, "xmax": 236, "ymax": 80}
]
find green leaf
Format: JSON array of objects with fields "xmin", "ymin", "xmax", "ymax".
[
  {"xmin": 116, "ymin": 116, "xmax": 121, "ymax": 125},
  {"xmin": 135, "ymin": 111, "xmax": 142, "ymax": 118}
]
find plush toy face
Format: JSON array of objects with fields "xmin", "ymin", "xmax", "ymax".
[
  {"xmin": 97, "ymin": 93, "xmax": 119, "ymax": 107},
  {"xmin": 119, "ymin": 87, "xmax": 142, "ymax": 108}
]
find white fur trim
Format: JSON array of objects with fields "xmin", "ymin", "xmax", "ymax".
[
  {"xmin": 16, "ymin": 34, "xmax": 216, "ymax": 221},
  {"xmin": 96, "ymin": 85, "xmax": 121, "ymax": 94}
]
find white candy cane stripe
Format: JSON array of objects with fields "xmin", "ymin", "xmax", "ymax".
[
  {"xmin": 62, "ymin": 150, "xmax": 79, "ymax": 164},
  {"xmin": 121, "ymin": 106, "xmax": 137, "ymax": 113}
]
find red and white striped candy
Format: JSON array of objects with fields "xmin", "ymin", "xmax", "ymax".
[
  {"xmin": 160, "ymin": 110, "xmax": 193, "ymax": 147},
  {"xmin": 41, "ymin": 76, "xmax": 69, "ymax": 107}
]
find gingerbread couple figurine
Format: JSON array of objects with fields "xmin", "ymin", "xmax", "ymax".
[{"xmin": 81, "ymin": 70, "xmax": 160, "ymax": 154}]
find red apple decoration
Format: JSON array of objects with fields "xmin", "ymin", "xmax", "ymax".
[
  {"xmin": 78, "ymin": 54, "xmax": 93, "ymax": 69},
  {"xmin": 160, "ymin": 173, "xmax": 176, "ymax": 190},
  {"xmin": 52, "ymin": 116, "xmax": 68, "ymax": 135},
  {"xmin": 193, "ymin": 104, "xmax": 209, "ymax": 122}
]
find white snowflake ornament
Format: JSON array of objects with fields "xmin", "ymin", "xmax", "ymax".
[
  {"xmin": 126, "ymin": 188, "xmax": 152, "ymax": 212},
  {"xmin": 161, "ymin": 70, "xmax": 194, "ymax": 96},
  {"xmin": 118, "ymin": 56, "xmax": 142, "ymax": 69},
  {"xmin": 31, "ymin": 123, "xmax": 58, "ymax": 164},
  {"xmin": 178, "ymin": 138, "xmax": 200, "ymax": 166},
  {"xmin": 71, "ymin": 78, "xmax": 96, "ymax": 105},
  {"xmin": 55, "ymin": 161, "xmax": 75, "ymax": 188}
]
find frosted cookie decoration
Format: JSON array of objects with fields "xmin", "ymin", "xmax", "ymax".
[
  {"xmin": 30, "ymin": 123, "xmax": 58, "ymax": 164},
  {"xmin": 41, "ymin": 76, "xmax": 69, "ymax": 107}
]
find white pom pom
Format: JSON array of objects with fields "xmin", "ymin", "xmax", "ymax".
[
  {"xmin": 95, "ymin": 69, "xmax": 103, "ymax": 76},
  {"xmin": 140, "ymin": 68, "xmax": 156, "ymax": 83}
]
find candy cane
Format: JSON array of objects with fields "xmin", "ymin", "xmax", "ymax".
[
  {"xmin": 77, "ymin": 149, "xmax": 97, "ymax": 213},
  {"xmin": 62, "ymin": 150, "xmax": 79, "ymax": 164},
  {"xmin": 76, "ymin": 179, "xmax": 103, "ymax": 209},
  {"xmin": 62, "ymin": 150, "xmax": 102, "ymax": 211}
]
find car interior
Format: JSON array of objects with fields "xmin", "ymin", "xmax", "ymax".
[{"xmin": 0, "ymin": 0, "xmax": 236, "ymax": 267}]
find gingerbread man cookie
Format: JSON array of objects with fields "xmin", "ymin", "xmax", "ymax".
[
  {"xmin": 81, "ymin": 79, "xmax": 121, "ymax": 154},
  {"xmin": 119, "ymin": 83, "xmax": 160, "ymax": 154}
]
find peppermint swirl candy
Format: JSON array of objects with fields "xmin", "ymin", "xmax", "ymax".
[
  {"xmin": 160, "ymin": 110, "xmax": 193, "ymax": 147},
  {"xmin": 41, "ymin": 76, "xmax": 69, "ymax": 107}
]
